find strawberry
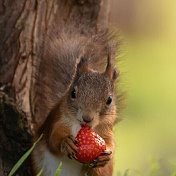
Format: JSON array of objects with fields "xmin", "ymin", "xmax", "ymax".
[{"xmin": 75, "ymin": 125, "xmax": 106, "ymax": 163}]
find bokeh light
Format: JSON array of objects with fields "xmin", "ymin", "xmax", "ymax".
[{"xmin": 110, "ymin": 0, "xmax": 176, "ymax": 175}]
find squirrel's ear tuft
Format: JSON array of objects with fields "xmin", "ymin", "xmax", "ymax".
[
  {"xmin": 112, "ymin": 69, "xmax": 119, "ymax": 81},
  {"xmin": 105, "ymin": 52, "xmax": 112, "ymax": 77},
  {"xmin": 77, "ymin": 57, "xmax": 90, "ymax": 74},
  {"xmin": 104, "ymin": 52, "xmax": 119, "ymax": 81}
]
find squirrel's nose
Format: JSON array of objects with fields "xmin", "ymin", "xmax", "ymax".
[{"xmin": 82, "ymin": 116, "xmax": 93, "ymax": 123}]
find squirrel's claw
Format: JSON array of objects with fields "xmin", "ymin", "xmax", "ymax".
[
  {"xmin": 60, "ymin": 135, "xmax": 78, "ymax": 159},
  {"xmin": 89, "ymin": 150, "xmax": 112, "ymax": 168}
]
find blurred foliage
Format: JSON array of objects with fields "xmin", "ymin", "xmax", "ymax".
[{"xmin": 113, "ymin": 0, "xmax": 176, "ymax": 175}]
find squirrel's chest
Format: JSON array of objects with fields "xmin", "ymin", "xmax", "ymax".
[
  {"xmin": 35, "ymin": 122, "xmax": 82, "ymax": 176},
  {"xmin": 40, "ymin": 148, "xmax": 82, "ymax": 176}
]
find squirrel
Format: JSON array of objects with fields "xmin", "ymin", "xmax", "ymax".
[{"xmin": 31, "ymin": 28, "xmax": 120, "ymax": 176}]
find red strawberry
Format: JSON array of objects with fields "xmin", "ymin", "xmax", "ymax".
[{"xmin": 75, "ymin": 125, "xmax": 106, "ymax": 163}]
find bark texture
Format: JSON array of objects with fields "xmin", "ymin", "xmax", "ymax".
[{"xmin": 0, "ymin": 0, "xmax": 110, "ymax": 175}]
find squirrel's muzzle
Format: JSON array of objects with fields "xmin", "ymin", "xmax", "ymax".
[{"xmin": 82, "ymin": 115, "xmax": 94, "ymax": 123}]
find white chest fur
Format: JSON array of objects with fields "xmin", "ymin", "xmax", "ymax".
[
  {"xmin": 41, "ymin": 149, "xmax": 82, "ymax": 176},
  {"xmin": 33, "ymin": 122, "xmax": 82, "ymax": 176}
]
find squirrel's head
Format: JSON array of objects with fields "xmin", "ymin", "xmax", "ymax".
[{"xmin": 66, "ymin": 53, "xmax": 118, "ymax": 128}]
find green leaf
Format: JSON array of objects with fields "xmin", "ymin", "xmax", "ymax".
[
  {"xmin": 55, "ymin": 162, "xmax": 62, "ymax": 176},
  {"xmin": 123, "ymin": 169, "xmax": 129, "ymax": 176},
  {"xmin": 8, "ymin": 134, "xmax": 43, "ymax": 176},
  {"xmin": 36, "ymin": 169, "xmax": 43, "ymax": 176}
]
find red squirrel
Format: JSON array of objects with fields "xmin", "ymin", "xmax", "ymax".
[{"xmin": 32, "ymin": 29, "xmax": 119, "ymax": 176}]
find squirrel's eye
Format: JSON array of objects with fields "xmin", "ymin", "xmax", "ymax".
[
  {"xmin": 71, "ymin": 88, "xmax": 76, "ymax": 99},
  {"xmin": 106, "ymin": 96, "xmax": 112, "ymax": 105}
]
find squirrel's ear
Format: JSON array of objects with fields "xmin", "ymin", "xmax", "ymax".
[
  {"xmin": 112, "ymin": 69, "xmax": 119, "ymax": 81},
  {"xmin": 104, "ymin": 52, "xmax": 119, "ymax": 81},
  {"xmin": 77, "ymin": 57, "xmax": 90, "ymax": 74}
]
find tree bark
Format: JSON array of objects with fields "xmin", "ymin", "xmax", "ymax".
[{"xmin": 0, "ymin": 0, "xmax": 110, "ymax": 175}]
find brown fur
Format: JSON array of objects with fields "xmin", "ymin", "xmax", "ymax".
[{"xmin": 32, "ymin": 27, "xmax": 120, "ymax": 176}]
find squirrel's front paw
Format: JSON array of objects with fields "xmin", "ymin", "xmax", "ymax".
[
  {"xmin": 89, "ymin": 150, "xmax": 112, "ymax": 168},
  {"xmin": 60, "ymin": 135, "xmax": 78, "ymax": 160}
]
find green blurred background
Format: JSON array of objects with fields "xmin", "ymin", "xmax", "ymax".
[{"xmin": 110, "ymin": 0, "xmax": 176, "ymax": 175}]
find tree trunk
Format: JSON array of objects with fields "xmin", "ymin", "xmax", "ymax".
[{"xmin": 0, "ymin": 0, "xmax": 110, "ymax": 175}]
